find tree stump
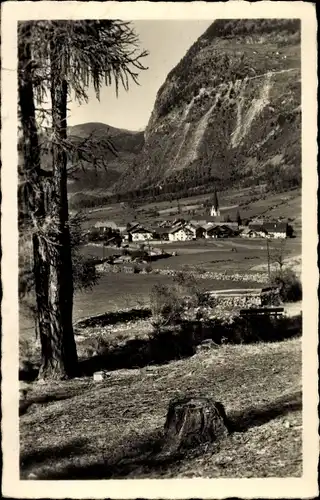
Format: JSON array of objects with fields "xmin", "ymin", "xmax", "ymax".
[{"xmin": 161, "ymin": 396, "xmax": 229, "ymax": 454}]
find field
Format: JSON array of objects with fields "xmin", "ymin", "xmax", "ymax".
[
  {"xmin": 20, "ymin": 337, "xmax": 302, "ymax": 479},
  {"xmin": 20, "ymin": 232, "xmax": 301, "ymax": 343},
  {"xmin": 83, "ymin": 236, "xmax": 301, "ymax": 267},
  {"xmin": 20, "ymin": 271, "xmax": 262, "ymax": 342}
]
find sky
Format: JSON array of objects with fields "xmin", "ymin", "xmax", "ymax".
[{"xmin": 68, "ymin": 20, "xmax": 213, "ymax": 131}]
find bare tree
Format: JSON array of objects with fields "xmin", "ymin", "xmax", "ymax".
[{"xmin": 272, "ymin": 238, "xmax": 286, "ymax": 273}]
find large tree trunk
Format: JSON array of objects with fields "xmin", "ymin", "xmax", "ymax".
[
  {"xmin": 38, "ymin": 40, "xmax": 78, "ymax": 379},
  {"xmin": 18, "ymin": 24, "xmax": 51, "ymax": 352}
]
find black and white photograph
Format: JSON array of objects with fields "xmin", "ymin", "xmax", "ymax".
[{"xmin": 1, "ymin": 1, "xmax": 318, "ymax": 498}]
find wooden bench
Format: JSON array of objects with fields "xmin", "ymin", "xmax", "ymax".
[{"xmin": 240, "ymin": 307, "xmax": 284, "ymax": 318}]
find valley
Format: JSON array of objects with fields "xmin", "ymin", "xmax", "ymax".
[{"xmin": 17, "ymin": 17, "xmax": 306, "ymax": 484}]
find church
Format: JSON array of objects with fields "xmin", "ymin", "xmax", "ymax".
[{"xmin": 209, "ymin": 189, "xmax": 226, "ymax": 222}]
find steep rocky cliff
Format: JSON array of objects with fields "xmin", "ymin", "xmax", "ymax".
[{"xmin": 120, "ymin": 19, "xmax": 301, "ymax": 194}]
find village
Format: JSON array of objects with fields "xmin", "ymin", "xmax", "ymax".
[{"xmin": 90, "ymin": 190, "xmax": 294, "ymax": 247}]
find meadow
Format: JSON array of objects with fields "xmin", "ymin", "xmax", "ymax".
[
  {"xmin": 82, "ymin": 235, "xmax": 301, "ymax": 273},
  {"xmin": 20, "ymin": 271, "xmax": 262, "ymax": 342},
  {"xmin": 20, "ymin": 337, "xmax": 302, "ymax": 479}
]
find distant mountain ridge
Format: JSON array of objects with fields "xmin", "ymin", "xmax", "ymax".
[
  {"xmin": 66, "ymin": 122, "xmax": 144, "ymax": 197},
  {"xmin": 118, "ymin": 19, "xmax": 301, "ymax": 196}
]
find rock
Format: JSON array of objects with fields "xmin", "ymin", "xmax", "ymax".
[
  {"xmin": 161, "ymin": 396, "xmax": 229, "ymax": 454},
  {"xmin": 93, "ymin": 371, "xmax": 105, "ymax": 382},
  {"xmin": 196, "ymin": 339, "xmax": 217, "ymax": 353}
]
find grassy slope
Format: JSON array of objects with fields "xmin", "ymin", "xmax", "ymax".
[{"xmin": 20, "ymin": 338, "xmax": 302, "ymax": 479}]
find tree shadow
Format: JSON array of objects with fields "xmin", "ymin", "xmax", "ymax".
[
  {"xmin": 78, "ymin": 326, "xmax": 197, "ymax": 377},
  {"xmin": 20, "ymin": 437, "xmax": 90, "ymax": 473},
  {"xmin": 228, "ymin": 390, "xmax": 302, "ymax": 432},
  {"xmin": 22, "ymin": 429, "xmax": 181, "ymax": 480},
  {"xmin": 19, "ymin": 365, "xmax": 39, "ymax": 383},
  {"xmin": 19, "ymin": 392, "xmax": 76, "ymax": 416}
]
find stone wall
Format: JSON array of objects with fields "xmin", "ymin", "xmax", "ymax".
[
  {"xmin": 212, "ymin": 294, "xmax": 262, "ymax": 308},
  {"xmin": 95, "ymin": 262, "xmax": 269, "ymax": 284}
]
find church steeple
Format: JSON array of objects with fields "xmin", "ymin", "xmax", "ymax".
[{"xmin": 210, "ymin": 189, "xmax": 220, "ymax": 217}]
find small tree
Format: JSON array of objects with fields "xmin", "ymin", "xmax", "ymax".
[
  {"xmin": 150, "ymin": 283, "xmax": 183, "ymax": 329},
  {"xmin": 272, "ymin": 238, "xmax": 286, "ymax": 272},
  {"xmin": 270, "ymin": 268, "xmax": 302, "ymax": 302},
  {"xmin": 173, "ymin": 269, "xmax": 208, "ymax": 307}
]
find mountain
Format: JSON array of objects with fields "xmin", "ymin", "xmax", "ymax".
[
  {"xmin": 67, "ymin": 122, "xmax": 144, "ymax": 158},
  {"xmin": 66, "ymin": 122, "xmax": 144, "ymax": 198},
  {"xmin": 118, "ymin": 19, "xmax": 301, "ymax": 196}
]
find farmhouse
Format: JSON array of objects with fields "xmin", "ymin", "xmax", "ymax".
[
  {"xmin": 247, "ymin": 223, "xmax": 268, "ymax": 238},
  {"xmin": 263, "ymin": 222, "xmax": 289, "ymax": 239},
  {"xmin": 168, "ymin": 225, "xmax": 194, "ymax": 242},
  {"xmin": 130, "ymin": 226, "xmax": 153, "ymax": 242},
  {"xmin": 153, "ymin": 227, "xmax": 170, "ymax": 241},
  {"xmin": 205, "ymin": 224, "xmax": 237, "ymax": 239},
  {"xmin": 172, "ymin": 217, "xmax": 186, "ymax": 227},
  {"xmin": 185, "ymin": 222, "xmax": 205, "ymax": 239},
  {"xmin": 240, "ymin": 227, "xmax": 253, "ymax": 238},
  {"xmin": 205, "ymin": 225, "xmax": 223, "ymax": 239},
  {"xmin": 94, "ymin": 220, "xmax": 118, "ymax": 233},
  {"xmin": 159, "ymin": 220, "xmax": 171, "ymax": 228},
  {"xmin": 248, "ymin": 221, "xmax": 290, "ymax": 239}
]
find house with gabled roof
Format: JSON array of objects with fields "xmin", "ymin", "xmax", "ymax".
[
  {"xmin": 94, "ymin": 220, "xmax": 118, "ymax": 233},
  {"xmin": 153, "ymin": 227, "xmax": 170, "ymax": 241},
  {"xmin": 246, "ymin": 223, "xmax": 268, "ymax": 238},
  {"xmin": 248, "ymin": 221, "xmax": 290, "ymax": 239},
  {"xmin": 168, "ymin": 225, "xmax": 194, "ymax": 242},
  {"xmin": 185, "ymin": 221, "xmax": 205, "ymax": 239},
  {"xmin": 129, "ymin": 226, "xmax": 153, "ymax": 242},
  {"xmin": 262, "ymin": 222, "xmax": 289, "ymax": 239},
  {"xmin": 172, "ymin": 217, "xmax": 186, "ymax": 227}
]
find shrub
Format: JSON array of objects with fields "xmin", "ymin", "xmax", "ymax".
[
  {"xmin": 270, "ymin": 268, "xmax": 302, "ymax": 302},
  {"xmin": 82, "ymin": 334, "xmax": 111, "ymax": 358},
  {"xmin": 150, "ymin": 283, "xmax": 183, "ymax": 329},
  {"xmin": 145, "ymin": 263, "xmax": 153, "ymax": 274},
  {"xmin": 173, "ymin": 270, "xmax": 209, "ymax": 307},
  {"xmin": 133, "ymin": 263, "xmax": 142, "ymax": 274}
]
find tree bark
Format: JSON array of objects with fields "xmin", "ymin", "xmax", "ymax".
[
  {"xmin": 38, "ymin": 39, "xmax": 78, "ymax": 379},
  {"xmin": 18, "ymin": 24, "xmax": 51, "ymax": 353}
]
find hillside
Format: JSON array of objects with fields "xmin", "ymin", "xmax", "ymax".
[
  {"xmin": 118, "ymin": 19, "xmax": 301, "ymax": 195},
  {"xmin": 66, "ymin": 123, "xmax": 144, "ymax": 199}
]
